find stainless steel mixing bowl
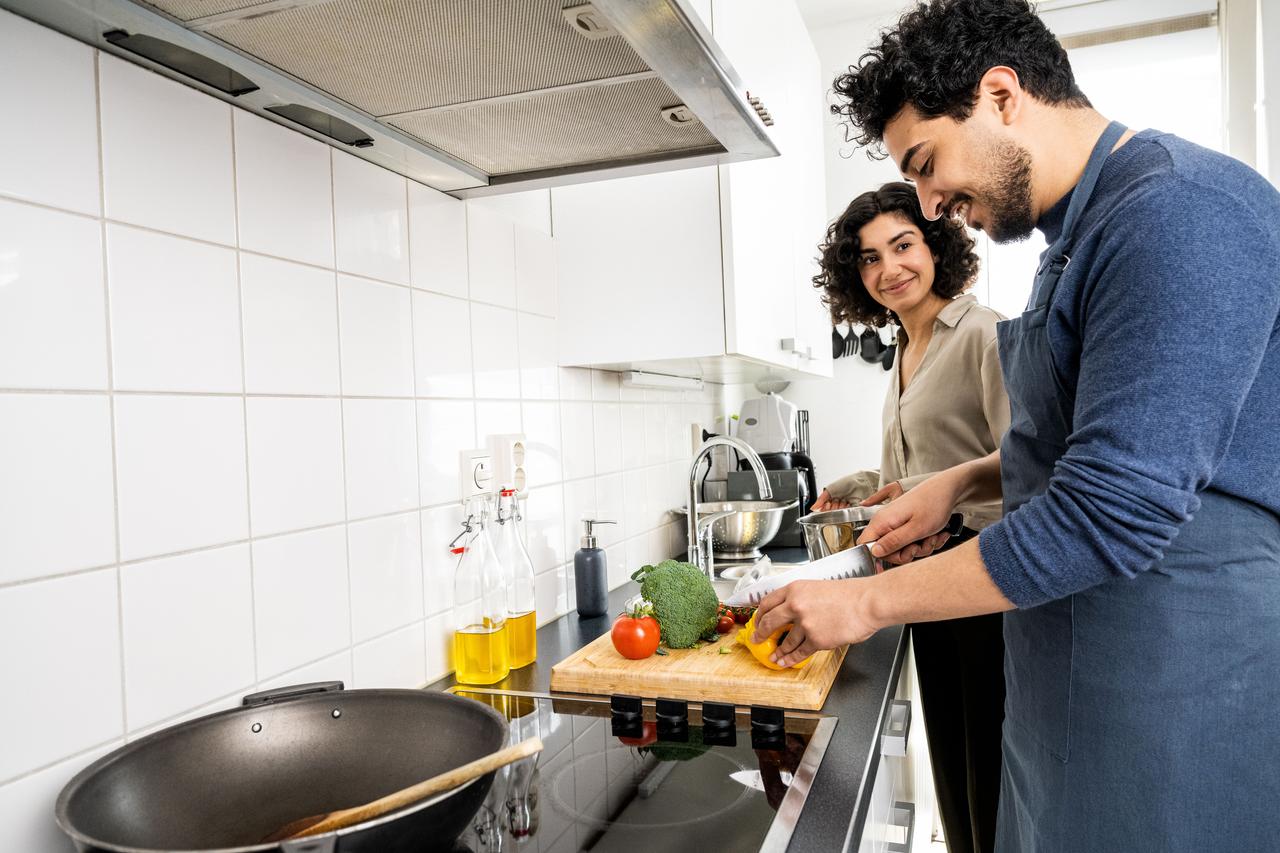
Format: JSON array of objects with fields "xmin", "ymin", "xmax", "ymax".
[
  {"xmin": 796, "ymin": 505, "xmax": 882, "ymax": 560},
  {"xmin": 676, "ymin": 500, "xmax": 799, "ymax": 560}
]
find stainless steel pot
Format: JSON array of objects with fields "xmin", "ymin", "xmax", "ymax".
[
  {"xmin": 675, "ymin": 499, "xmax": 798, "ymax": 560},
  {"xmin": 55, "ymin": 682, "xmax": 507, "ymax": 853},
  {"xmin": 796, "ymin": 506, "xmax": 882, "ymax": 560}
]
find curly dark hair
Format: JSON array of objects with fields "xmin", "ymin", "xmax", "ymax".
[
  {"xmin": 832, "ymin": 0, "xmax": 1091, "ymax": 155},
  {"xmin": 813, "ymin": 182, "xmax": 979, "ymax": 327}
]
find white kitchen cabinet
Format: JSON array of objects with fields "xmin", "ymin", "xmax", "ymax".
[
  {"xmin": 552, "ymin": 0, "xmax": 832, "ymax": 382},
  {"xmin": 857, "ymin": 635, "xmax": 937, "ymax": 853}
]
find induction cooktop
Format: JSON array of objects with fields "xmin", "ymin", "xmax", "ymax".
[{"xmin": 446, "ymin": 688, "xmax": 837, "ymax": 853}]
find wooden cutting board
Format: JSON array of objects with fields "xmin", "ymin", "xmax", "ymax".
[{"xmin": 550, "ymin": 631, "xmax": 847, "ymax": 711}]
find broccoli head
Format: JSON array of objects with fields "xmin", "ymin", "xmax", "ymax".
[{"xmin": 629, "ymin": 560, "xmax": 720, "ymax": 649}]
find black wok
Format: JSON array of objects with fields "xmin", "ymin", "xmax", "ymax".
[{"xmin": 55, "ymin": 682, "xmax": 507, "ymax": 853}]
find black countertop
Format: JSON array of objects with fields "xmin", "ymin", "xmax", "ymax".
[{"xmin": 428, "ymin": 553, "xmax": 908, "ymax": 852}]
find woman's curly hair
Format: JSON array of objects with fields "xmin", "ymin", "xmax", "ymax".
[
  {"xmin": 832, "ymin": 0, "xmax": 1090, "ymax": 155},
  {"xmin": 813, "ymin": 182, "xmax": 978, "ymax": 327}
]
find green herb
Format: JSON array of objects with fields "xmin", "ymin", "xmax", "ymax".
[
  {"xmin": 719, "ymin": 646, "xmax": 732, "ymax": 655},
  {"xmin": 655, "ymin": 647, "xmax": 669, "ymax": 656}
]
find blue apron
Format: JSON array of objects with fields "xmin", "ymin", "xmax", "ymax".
[{"xmin": 994, "ymin": 122, "xmax": 1280, "ymax": 852}]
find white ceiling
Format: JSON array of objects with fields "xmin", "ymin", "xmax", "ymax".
[
  {"xmin": 795, "ymin": 0, "xmax": 908, "ymax": 30},
  {"xmin": 796, "ymin": 0, "xmax": 1219, "ymax": 36}
]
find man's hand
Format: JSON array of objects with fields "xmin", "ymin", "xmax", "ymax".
[
  {"xmin": 857, "ymin": 467, "xmax": 967, "ymax": 564},
  {"xmin": 751, "ymin": 579, "xmax": 878, "ymax": 667},
  {"xmin": 810, "ymin": 489, "xmax": 852, "ymax": 512}
]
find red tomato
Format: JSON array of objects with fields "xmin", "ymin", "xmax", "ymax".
[
  {"xmin": 617, "ymin": 720, "xmax": 658, "ymax": 747},
  {"xmin": 612, "ymin": 612, "xmax": 660, "ymax": 659},
  {"xmin": 715, "ymin": 614, "xmax": 735, "ymax": 634}
]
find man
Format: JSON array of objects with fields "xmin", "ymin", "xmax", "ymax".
[{"xmin": 752, "ymin": 1, "xmax": 1280, "ymax": 851}]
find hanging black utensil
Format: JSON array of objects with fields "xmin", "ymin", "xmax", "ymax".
[
  {"xmin": 831, "ymin": 326, "xmax": 844, "ymax": 359},
  {"xmin": 881, "ymin": 342, "xmax": 897, "ymax": 370},
  {"xmin": 859, "ymin": 325, "xmax": 885, "ymax": 363}
]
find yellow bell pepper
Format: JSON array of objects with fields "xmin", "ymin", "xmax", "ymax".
[{"xmin": 737, "ymin": 611, "xmax": 812, "ymax": 670}]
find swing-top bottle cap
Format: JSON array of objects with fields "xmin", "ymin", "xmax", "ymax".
[{"xmin": 580, "ymin": 518, "xmax": 616, "ymax": 549}]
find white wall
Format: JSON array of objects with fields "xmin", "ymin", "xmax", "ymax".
[{"xmin": 0, "ymin": 10, "xmax": 708, "ymax": 851}]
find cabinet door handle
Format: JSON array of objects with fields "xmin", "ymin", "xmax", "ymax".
[
  {"xmin": 885, "ymin": 801, "xmax": 915, "ymax": 853},
  {"xmin": 880, "ymin": 699, "xmax": 911, "ymax": 757}
]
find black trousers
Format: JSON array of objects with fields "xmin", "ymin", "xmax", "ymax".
[{"xmin": 909, "ymin": 530, "xmax": 1006, "ymax": 853}]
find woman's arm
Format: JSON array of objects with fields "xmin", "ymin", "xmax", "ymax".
[{"xmin": 854, "ymin": 450, "xmax": 1002, "ymax": 561}]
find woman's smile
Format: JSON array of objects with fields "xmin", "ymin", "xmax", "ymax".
[{"xmin": 880, "ymin": 274, "xmax": 916, "ymax": 297}]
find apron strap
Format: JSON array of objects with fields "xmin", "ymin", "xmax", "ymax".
[{"xmin": 1031, "ymin": 121, "xmax": 1128, "ymax": 309}]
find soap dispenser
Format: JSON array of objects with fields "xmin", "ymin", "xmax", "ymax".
[{"xmin": 574, "ymin": 518, "xmax": 615, "ymax": 618}]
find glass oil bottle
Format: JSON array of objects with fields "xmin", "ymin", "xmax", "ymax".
[
  {"xmin": 495, "ymin": 488, "xmax": 538, "ymax": 668},
  {"xmin": 453, "ymin": 497, "xmax": 510, "ymax": 685}
]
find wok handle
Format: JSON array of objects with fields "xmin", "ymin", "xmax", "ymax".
[{"xmin": 242, "ymin": 681, "xmax": 345, "ymax": 707}]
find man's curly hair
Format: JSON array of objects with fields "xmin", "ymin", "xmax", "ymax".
[
  {"xmin": 833, "ymin": 0, "xmax": 1090, "ymax": 155},
  {"xmin": 814, "ymin": 182, "xmax": 979, "ymax": 327}
]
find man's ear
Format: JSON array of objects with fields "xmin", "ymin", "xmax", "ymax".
[{"xmin": 977, "ymin": 66, "xmax": 1024, "ymax": 126}]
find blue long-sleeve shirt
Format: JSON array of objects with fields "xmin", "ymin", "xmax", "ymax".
[{"xmin": 978, "ymin": 129, "xmax": 1280, "ymax": 608}]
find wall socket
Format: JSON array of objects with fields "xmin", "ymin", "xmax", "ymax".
[{"xmin": 459, "ymin": 449, "xmax": 493, "ymax": 500}]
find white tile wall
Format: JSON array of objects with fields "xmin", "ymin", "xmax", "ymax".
[
  {"xmin": 99, "ymin": 55, "xmax": 235, "ymax": 246},
  {"xmin": 233, "ymin": 110, "xmax": 335, "ymax": 268},
  {"xmin": 106, "ymin": 224, "xmax": 242, "ymax": 393},
  {"xmin": 0, "ymin": 10, "xmax": 100, "ymax": 216},
  {"xmin": 0, "ymin": 200, "xmax": 107, "ymax": 390},
  {"xmin": 120, "ymin": 545, "xmax": 255, "ymax": 728},
  {"xmin": 0, "ymin": 395, "xmax": 116, "ymax": 585},
  {"xmin": 239, "ymin": 253, "xmax": 341, "ymax": 395},
  {"xmin": 0, "ymin": 18, "xmax": 719, "ymax": 851},
  {"xmin": 333, "ymin": 151, "xmax": 409, "ymax": 285}
]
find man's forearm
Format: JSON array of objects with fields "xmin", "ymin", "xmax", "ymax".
[{"xmin": 861, "ymin": 537, "xmax": 1015, "ymax": 628}]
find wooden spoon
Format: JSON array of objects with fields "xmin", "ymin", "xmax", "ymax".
[{"xmin": 262, "ymin": 736, "xmax": 544, "ymax": 843}]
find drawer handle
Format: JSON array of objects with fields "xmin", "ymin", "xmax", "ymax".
[
  {"xmin": 880, "ymin": 699, "xmax": 911, "ymax": 757},
  {"xmin": 885, "ymin": 801, "xmax": 915, "ymax": 853}
]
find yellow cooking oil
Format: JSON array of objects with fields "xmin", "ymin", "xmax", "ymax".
[
  {"xmin": 454, "ymin": 622, "xmax": 510, "ymax": 685},
  {"xmin": 506, "ymin": 610, "xmax": 537, "ymax": 669}
]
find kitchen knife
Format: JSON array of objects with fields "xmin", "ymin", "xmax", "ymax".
[
  {"xmin": 724, "ymin": 513, "xmax": 966, "ymax": 606},
  {"xmin": 724, "ymin": 547, "xmax": 873, "ymax": 606}
]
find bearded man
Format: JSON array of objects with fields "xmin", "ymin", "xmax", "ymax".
[{"xmin": 752, "ymin": 2, "xmax": 1280, "ymax": 851}]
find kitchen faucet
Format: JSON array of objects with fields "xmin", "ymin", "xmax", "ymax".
[{"xmin": 687, "ymin": 435, "xmax": 774, "ymax": 579}]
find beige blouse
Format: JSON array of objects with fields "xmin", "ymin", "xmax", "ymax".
[{"xmin": 827, "ymin": 294, "xmax": 1010, "ymax": 531}]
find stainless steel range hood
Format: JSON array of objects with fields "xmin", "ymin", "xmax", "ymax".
[{"xmin": 0, "ymin": 0, "xmax": 778, "ymax": 197}]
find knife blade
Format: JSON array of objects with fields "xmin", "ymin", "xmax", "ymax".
[
  {"xmin": 723, "ymin": 545, "xmax": 875, "ymax": 606},
  {"xmin": 724, "ymin": 513, "xmax": 966, "ymax": 606}
]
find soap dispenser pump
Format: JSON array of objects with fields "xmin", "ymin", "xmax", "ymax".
[{"xmin": 574, "ymin": 518, "xmax": 615, "ymax": 618}]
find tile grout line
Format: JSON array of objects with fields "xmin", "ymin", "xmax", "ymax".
[
  {"xmin": 229, "ymin": 105, "xmax": 261, "ymax": 688},
  {"xmin": 404, "ymin": 175, "xmax": 433, "ymax": 676},
  {"xmin": 330, "ymin": 146, "xmax": 358, "ymax": 685},
  {"xmin": 94, "ymin": 45, "xmax": 132, "ymax": 740}
]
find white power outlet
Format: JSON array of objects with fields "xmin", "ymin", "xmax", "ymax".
[
  {"xmin": 486, "ymin": 433, "xmax": 528, "ymax": 492},
  {"xmin": 459, "ymin": 449, "xmax": 492, "ymax": 500}
]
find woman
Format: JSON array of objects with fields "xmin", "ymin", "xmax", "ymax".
[{"xmin": 810, "ymin": 182, "xmax": 1008, "ymax": 853}]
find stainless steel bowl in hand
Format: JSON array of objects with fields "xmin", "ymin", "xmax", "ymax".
[
  {"xmin": 796, "ymin": 505, "xmax": 883, "ymax": 561},
  {"xmin": 676, "ymin": 500, "xmax": 798, "ymax": 560}
]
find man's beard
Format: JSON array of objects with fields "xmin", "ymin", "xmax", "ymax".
[{"xmin": 979, "ymin": 138, "xmax": 1036, "ymax": 244}]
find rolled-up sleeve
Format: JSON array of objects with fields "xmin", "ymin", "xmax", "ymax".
[{"xmin": 979, "ymin": 183, "xmax": 1280, "ymax": 607}]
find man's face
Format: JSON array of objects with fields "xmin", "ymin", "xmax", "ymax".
[{"xmin": 883, "ymin": 106, "xmax": 1037, "ymax": 244}]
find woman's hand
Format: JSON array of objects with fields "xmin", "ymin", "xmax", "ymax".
[
  {"xmin": 860, "ymin": 481, "xmax": 904, "ymax": 506},
  {"xmin": 751, "ymin": 579, "xmax": 878, "ymax": 666},
  {"xmin": 810, "ymin": 489, "xmax": 852, "ymax": 512},
  {"xmin": 856, "ymin": 467, "xmax": 969, "ymax": 565}
]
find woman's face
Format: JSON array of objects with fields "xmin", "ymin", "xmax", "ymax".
[{"xmin": 856, "ymin": 212, "xmax": 936, "ymax": 314}]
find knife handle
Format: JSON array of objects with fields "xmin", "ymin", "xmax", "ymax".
[{"xmin": 944, "ymin": 513, "xmax": 965, "ymax": 537}]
